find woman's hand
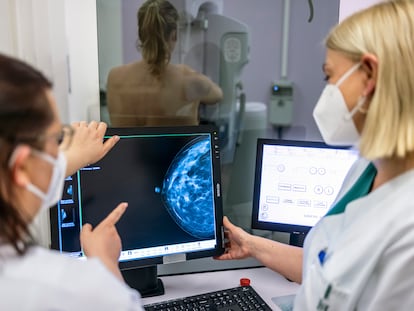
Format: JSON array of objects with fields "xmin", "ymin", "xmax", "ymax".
[
  {"xmin": 80, "ymin": 202, "xmax": 128, "ymax": 280},
  {"xmin": 216, "ymin": 217, "xmax": 304, "ymax": 283},
  {"xmin": 64, "ymin": 121, "xmax": 120, "ymax": 176},
  {"xmin": 215, "ymin": 216, "xmax": 252, "ymax": 260}
]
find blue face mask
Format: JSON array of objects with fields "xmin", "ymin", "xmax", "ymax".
[{"xmin": 313, "ymin": 63, "xmax": 366, "ymax": 146}]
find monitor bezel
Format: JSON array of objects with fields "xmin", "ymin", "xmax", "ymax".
[
  {"xmin": 50, "ymin": 125, "xmax": 225, "ymax": 270},
  {"xmin": 251, "ymin": 138, "xmax": 355, "ymax": 234}
]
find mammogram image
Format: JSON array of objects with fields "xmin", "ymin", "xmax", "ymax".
[{"xmin": 162, "ymin": 137, "xmax": 215, "ymax": 239}]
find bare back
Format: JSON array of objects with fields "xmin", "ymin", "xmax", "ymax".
[{"xmin": 106, "ymin": 61, "xmax": 222, "ymax": 127}]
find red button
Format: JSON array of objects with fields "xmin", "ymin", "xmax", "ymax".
[{"xmin": 240, "ymin": 278, "xmax": 250, "ymax": 286}]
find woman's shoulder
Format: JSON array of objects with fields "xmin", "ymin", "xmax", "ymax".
[
  {"xmin": 173, "ymin": 63, "xmax": 197, "ymax": 75},
  {"xmin": 108, "ymin": 61, "xmax": 144, "ymax": 80},
  {"xmin": 335, "ymin": 157, "xmax": 370, "ymax": 200},
  {"xmin": 169, "ymin": 64, "xmax": 222, "ymax": 103},
  {"xmin": 4, "ymin": 246, "xmax": 127, "ymax": 292},
  {"xmin": 19, "ymin": 246, "xmax": 109, "ymax": 279},
  {"xmin": 0, "ymin": 246, "xmax": 143, "ymax": 310},
  {"xmin": 165, "ymin": 64, "xmax": 202, "ymax": 85}
]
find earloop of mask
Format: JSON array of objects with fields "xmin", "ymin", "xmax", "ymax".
[
  {"xmin": 336, "ymin": 63, "xmax": 361, "ymax": 86},
  {"xmin": 344, "ymin": 96, "xmax": 367, "ymax": 121}
]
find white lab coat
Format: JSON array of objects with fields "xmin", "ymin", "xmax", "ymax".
[
  {"xmin": 294, "ymin": 158, "xmax": 414, "ymax": 310},
  {"xmin": 0, "ymin": 245, "xmax": 144, "ymax": 310}
]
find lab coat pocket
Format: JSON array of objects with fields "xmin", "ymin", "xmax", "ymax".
[{"xmin": 303, "ymin": 260, "xmax": 351, "ymax": 311}]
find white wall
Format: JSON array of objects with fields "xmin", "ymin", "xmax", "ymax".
[
  {"xmin": 0, "ymin": 0, "xmax": 100, "ymax": 247},
  {"xmin": 339, "ymin": 0, "xmax": 382, "ymax": 21},
  {"xmin": 64, "ymin": 0, "xmax": 100, "ymax": 122},
  {"xmin": 0, "ymin": 0, "xmax": 16, "ymax": 55},
  {"xmin": 0, "ymin": 0, "xmax": 69, "ymax": 122},
  {"xmin": 0, "ymin": 0, "xmax": 99, "ymax": 124}
]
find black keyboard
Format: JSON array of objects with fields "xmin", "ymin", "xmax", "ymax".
[{"xmin": 143, "ymin": 285, "xmax": 272, "ymax": 311}]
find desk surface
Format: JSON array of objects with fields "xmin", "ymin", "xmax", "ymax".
[{"xmin": 141, "ymin": 266, "xmax": 300, "ymax": 309}]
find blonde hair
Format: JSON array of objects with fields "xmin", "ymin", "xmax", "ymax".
[
  {"xmin": 326, "ymin": 0, "xmax": 414, "ymax": 160},
  {"xmin": 137, "ymin": 0, "xmax": 178, "ymax": 78}
]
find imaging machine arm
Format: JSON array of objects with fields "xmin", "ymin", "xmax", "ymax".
[{"xmin": 171, "ymin": 0, "xmax": 250, "ymax": 164}]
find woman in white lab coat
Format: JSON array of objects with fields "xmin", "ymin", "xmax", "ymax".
[
  {"xmin": 217, "ymin": 0, "xmax": 414, "ymax": 309},
  {"xmin": 0, "ymin": 54, "xmax": 144, "ymax": 310}
]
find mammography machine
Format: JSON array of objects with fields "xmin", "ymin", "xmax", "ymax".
[{"xmin": 170, "ymin": 0, "xmax": 250, "ymax": 164}]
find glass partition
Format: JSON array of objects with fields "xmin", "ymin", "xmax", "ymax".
[{"xmin": 96, "ymin": 0, "xmax": 340, "ymax": 244}]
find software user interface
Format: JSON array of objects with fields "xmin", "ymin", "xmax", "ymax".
[
  {"xmin": 54, "ymin": 131, "xmax": 219, "ymax": 262},
  {"xmin": 258, "ymin": 144, "xmax": 359, "ymax": 227}
]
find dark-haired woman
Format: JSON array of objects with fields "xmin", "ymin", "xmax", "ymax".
[{"xmin": 0, "ymin": 53, "xmax": 144, "ymax": 310}]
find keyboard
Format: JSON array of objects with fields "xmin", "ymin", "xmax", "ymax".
[{"xmin": 143, "ymin": 285, "xmax": 272, "ymax": 311}]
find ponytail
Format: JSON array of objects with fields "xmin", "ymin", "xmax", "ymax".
[{"xmin": 137, "ymin": 0, "xmax": 178, "ymax": 78}]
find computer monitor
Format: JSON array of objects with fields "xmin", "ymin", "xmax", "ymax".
[
  {"xmin": 50, "ymin": 125, "xmax": 225, "ymax": 297},
  {"xmin": 251, "ymin": 139, "xmax": 359, "ymax": 247}
]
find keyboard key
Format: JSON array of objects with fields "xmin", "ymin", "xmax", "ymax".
[{"xmin": 143, "ymin": 285, "xmax": 272, "ymax": 311}]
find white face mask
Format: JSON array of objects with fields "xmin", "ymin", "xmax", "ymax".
[
  {"xmin": 9, "ymin": 148, "xmax": 67, "ymax": 211},
  {"xmin": 313, "ymin": 63, "xmax": 366, "ymax": 146}
]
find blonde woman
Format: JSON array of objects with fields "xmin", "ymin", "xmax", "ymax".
[
  {"xmin": 107, "ymin": 0, "xmax": 222, "ymax": 127},
  {"xmin": 217, "ymin": 0, "xmax": 414, "ymax": 309}
]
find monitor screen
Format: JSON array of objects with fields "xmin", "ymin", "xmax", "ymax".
[
  {"xmin": 251, "ymin": 139, "xmax": 359, "ymax": 246},
  {"xmin": 50, "ymin": 125, "xmax": 224, "ymax": 295}
]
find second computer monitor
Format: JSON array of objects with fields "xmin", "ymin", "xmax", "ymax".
[{"xmin": 251, "ymin": 139, "xmax": 359, "ymax": 247}]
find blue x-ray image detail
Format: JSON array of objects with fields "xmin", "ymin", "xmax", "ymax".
[
  {"xmin": 77, "ymin": 133, "xmax": 217, "ymax": 252},
  {"xmin": 162, "ymin": 137, "xmax": 214, "ymax": 239}
]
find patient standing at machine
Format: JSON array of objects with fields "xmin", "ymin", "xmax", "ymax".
[{"xmin": 106, "ymin": 0, "xmax": 223, "ymax": 127}]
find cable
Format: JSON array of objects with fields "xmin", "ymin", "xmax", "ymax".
[{"xmin": 308, "ymin": 0, "xmax": 314, "ymax": 23}]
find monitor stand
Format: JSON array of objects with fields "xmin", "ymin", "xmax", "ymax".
[
  {"xmin": 121, "ymin": 265, "xmax": 165, "ymax": 298},
  {"xmin": 289, "ymin": 231, "xmax": 308, "ymax": 248}
]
